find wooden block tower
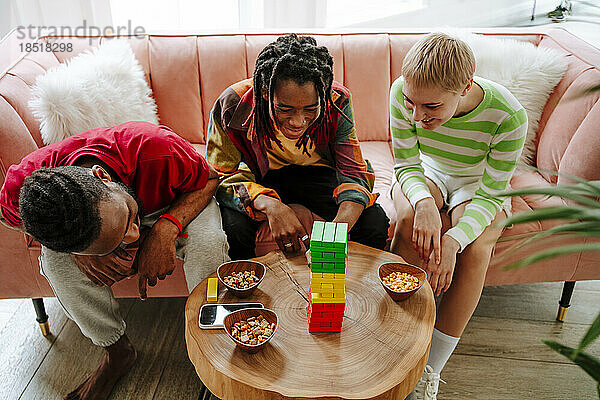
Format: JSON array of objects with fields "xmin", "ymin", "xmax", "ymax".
[{"xmin": 307, "ymin": 221, "xmax": 348, "ymax": 332}]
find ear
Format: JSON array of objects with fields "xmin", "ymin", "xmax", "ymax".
[
  {"xmin": 91, "ymin": 165, "xmax": 112, "ymax": 183},
  {"xmin": 461, "ymin": 79, "xmax": 474, "ymax": 97}
]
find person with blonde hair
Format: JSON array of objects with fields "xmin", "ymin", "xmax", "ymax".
[{"xmin": 390, "ymin": 32, "xmax": 527, "ymax": 399}]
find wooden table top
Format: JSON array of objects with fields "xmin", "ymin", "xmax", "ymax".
[{"xmin": 185, "ymin": 242, "xmax": 436, "ymax": 400}]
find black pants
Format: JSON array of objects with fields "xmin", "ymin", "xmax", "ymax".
[{"xmin": 219, "ymin": 165, "xmax": 390, "ymax": 260}]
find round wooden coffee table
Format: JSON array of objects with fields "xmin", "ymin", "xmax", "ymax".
[{"xmin": 185, "ymin": 242, "xmax": 436, "ymax": 400}]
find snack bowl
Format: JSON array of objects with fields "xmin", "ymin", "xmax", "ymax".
[
  {"xmin": 217, "ymin": 260, "xmax": 266, "ymax": 298},
  {"xmin": 378, "ymin": 262, "xmax": 427, "ymax": 301},
  {"xmin": 223, "ymin": 308, "xmax": 278, "ymax": 353}
]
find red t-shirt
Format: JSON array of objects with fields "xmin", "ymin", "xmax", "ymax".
[{"xmin": 0, "ymin": 121, "xmax": 209, "ymax": 227}]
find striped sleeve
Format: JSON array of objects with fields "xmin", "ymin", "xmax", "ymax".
[
  {"xmin": 390, "ymin": 79, "xmax": 433, "ymax": 207},
  {"xmin": 445, "ymin": 108, "xmax": 528, "ymax": 251},
  {"xmin": 206, "ymin": 109, "xmax": 280, "ymax": 220}
]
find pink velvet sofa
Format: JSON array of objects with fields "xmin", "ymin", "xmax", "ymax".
[{"xmin": 1, "ymin": 28, "xmax": 598, "ymax": 326}]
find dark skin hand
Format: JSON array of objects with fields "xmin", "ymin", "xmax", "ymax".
[
  {"xmin": 253, "ymin": 194, "xmax": 364, "ymax": 256},
  {"xmin": 253, "ymin": 194, "xmax": 310, "ymax": 254},
  {"xmin": 71, "ymin": 246, "xmax": 135, "ymax": 286}
]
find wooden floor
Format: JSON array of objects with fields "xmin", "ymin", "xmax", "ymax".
[{"xmin": 0, "ymin": 280, "xmax": 598, "ymax": 400}]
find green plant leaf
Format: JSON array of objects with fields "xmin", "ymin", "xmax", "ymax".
[
  {"xmin": 498, "ymin": 222, "xmax": 600, "ymax": 253},
  {"xmin": 584, "ymin": 84, "xmax": 600, "ymax": 95},
  {"xmin": 522, "ymin": 165, "xmax": 600, "ymax": 193},
  {"xmin": 501, "ymin": 207, "xmax": 586, "ymax": 228},
  {"xmin": 579, "ymin": 312, "xmax": 600, "ymax": 352},
  {"xmin": 502, "ymin": 187, "xmax": 600, "ymax": 208},
  {"xmin": 503, "ymin": 243, "xmax": 600, "ymax": 270},
  {"xmin": 502, "ymin": 206, "xmax": 600, "ymax": 228},
  {"xmin": 543, "ymin": 340, "xmax": 600, "ymax": 383}
]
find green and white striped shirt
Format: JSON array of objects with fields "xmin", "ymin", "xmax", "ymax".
[{"xmin": 390, "ymin": 76, "xmax": 528, "ymax": 251}]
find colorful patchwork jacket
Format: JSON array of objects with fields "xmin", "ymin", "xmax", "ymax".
[{"xmin": 206, "ymin": 78, "xmax": 378, "ymax": 219}]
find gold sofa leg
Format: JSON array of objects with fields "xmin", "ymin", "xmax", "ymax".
[
  {"xmin": 556, "ymin": 281, "xmax": 576, "ymax": 322},
  {"xmin": 32, "ymin": 298, "xmax": 50, "ymax": 336}
]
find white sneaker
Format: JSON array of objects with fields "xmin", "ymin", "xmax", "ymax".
[{"xmin": 406, "ymin": 365, "xmax": 444, "ymax": 400}]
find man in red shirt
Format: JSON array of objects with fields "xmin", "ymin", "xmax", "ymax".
[{"xmin": 0, "ymin": 121, "xmax": 229, "ymax": 400}]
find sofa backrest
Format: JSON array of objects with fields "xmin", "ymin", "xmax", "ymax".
[{"xmin": 1, "ymin": 29, "xmax": 598, "ymax": 184}]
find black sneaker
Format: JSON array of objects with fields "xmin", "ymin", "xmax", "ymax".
[{"xmin": 547, "ymin": 1, "xmax": 572, "ymax": 21}]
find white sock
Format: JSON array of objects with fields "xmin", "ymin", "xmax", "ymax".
[{"xmin": 426, "ymin": 328, "xmax": 460, "ymax": 374}]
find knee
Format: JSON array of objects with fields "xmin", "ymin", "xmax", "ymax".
[
  {"xmin": 394, "ymin": 207, "xmax": 415, "ymax": 241},
  {"xmin": 460, "ymin": 239, "xmax": 495, "ymax": 272},
  {"xmin": 39, "ymin": 248, "xmax": 73, "ymax": 280}
]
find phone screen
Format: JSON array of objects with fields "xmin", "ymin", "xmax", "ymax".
[{"xmin": 199, "ymin": 303, "xmax": 264, "ymax": 328}]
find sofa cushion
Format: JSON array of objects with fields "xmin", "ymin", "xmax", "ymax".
[{"xmin": 148, "ymin": 36, "xmax": 204, "ymax": 144}]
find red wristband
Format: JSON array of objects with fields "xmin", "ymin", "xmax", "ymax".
[{"xmin": 158, "ymin": 214, "xmax": 188, "ymax": 238}]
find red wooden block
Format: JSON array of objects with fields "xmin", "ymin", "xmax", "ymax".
[
  {"xmin": 308, "ymin": 323, "xmax": 342, "ymax": 332},
  {"xmin": 308, "ymin": 313, "xmax": 343, "ymax": 323},
  {"xmin": 309, "ymin": 319, "xmax": 343, "ymax": 328}
]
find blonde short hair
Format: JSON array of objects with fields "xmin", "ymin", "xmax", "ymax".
[{"xmin": 402, "ymin": 32, "xmax": 476, "ymax": 93}]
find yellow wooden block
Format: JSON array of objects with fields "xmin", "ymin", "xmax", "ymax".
[
  {"xmin": 207, "ymin": 277, "xmax": 218, "ymax": 302},
  {"xmin": 322, "ymin": 283, "xmax": 333, "ymax": 290},
  {"xmin": 312, "ymin": 272, "xmax": 346, "ymax": 279},
  {"xmin": 311, "ymin": 277, "xmax": 345, "ymax": 286},
  {"xmin": 311, "ymin": 291, "xmax": 346, "ymax": 303},
  {"xmin": 310, "ymin": 286, "xmax": 345, "ymax": 295}
]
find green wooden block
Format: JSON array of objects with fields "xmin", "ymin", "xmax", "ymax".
[
  {"xmin": 335, "ymin": 262, "xmax": 346, "ymax": 269},
  {"xmin": 334, "ymin": 251, "xmax": 346, "ymax": 260},
  {"xmin": 312, "ymin": 266, "xmax": 327, "ymax": 273},
  {"xmin": 310, "ymin": 244, "xmax": 326, "ymax": 252},
  {"xmin": 324, "ymin": 262, "xmax": 335, "ymax": 272},
  {"xmin": 323, "ymin": 222, "xmax": 336, "ymax": 244},
  {"xmin": 311, "ymin": 252, "xmax": 323, "ymax": 259},
  {"xmin": 312, "ymin": 221, "xmax": 325, "ymax": 241},
  {"xmin": 333, "ymin": 242, "xmax": 346, "ymax": 250},
  {"xmin": 310, "ymin": 262, "xmax": 323, "ymax": 272},
  {"xmin": 334, "ymin": 222, "xmax": 348, "ymax": 245},
  {"xmin": 321, "ymin": 252, "xmax": 337, "ymax": 261},
  {"xmin": 310, "ymin": 221, "xmax": 325, "ymax": 248}
]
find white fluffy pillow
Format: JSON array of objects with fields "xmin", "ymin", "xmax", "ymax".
[
  {"xmin": 445, "ymin": 30, "xmax": 568, "ymax": 167},
  {"xmin": 29, "ymin": 39, "xmax": 158, "ymax": 145}
]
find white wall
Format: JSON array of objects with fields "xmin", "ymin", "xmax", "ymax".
[{"xmin": 1, "ymin": 0, "xmax": 113, "ymax": 40}]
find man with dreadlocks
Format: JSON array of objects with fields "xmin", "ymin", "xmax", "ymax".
[
  {"xmin": 207, "ymin": 34, "xmax": 389, "ymax": 258},
  {"xmin": 0, "ymin": 121, "xmax": 229, "ymax": 400}
]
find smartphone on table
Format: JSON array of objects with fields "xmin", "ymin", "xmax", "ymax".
[{"xmin": 198, "ymin": 303, "xmax": 264, "ymax": 329}]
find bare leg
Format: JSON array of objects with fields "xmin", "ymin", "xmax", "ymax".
[
  {"xmin": 435, "ymin": 205, "xmax": 506, "ymax": 337},
  {"xmin": 65, "ymin": 334, "xmax": 137, "ymax": 400},
  {"xmin": 390, "ymin": 180, "xmax": 445, "ymax": 266}
]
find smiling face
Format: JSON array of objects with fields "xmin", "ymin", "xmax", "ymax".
[
  {"xmin": 402, "ymin": 79, "xmax": 468, "ymax": 130},
  {"xmin": 72, "ymin": 166, "xmax": 141, "ymax": 256},
  {"xmin": 271, "ymin": 79, "xmax": 321, "ymax": 139}
]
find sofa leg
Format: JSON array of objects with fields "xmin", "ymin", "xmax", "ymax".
[
  {"xmin": 32, "ymin": 298, "xmax": 50, "ymax": 336},
  {"xmin": 556, "ymin": 281, "xmax": 576, "ymax": 322}
]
